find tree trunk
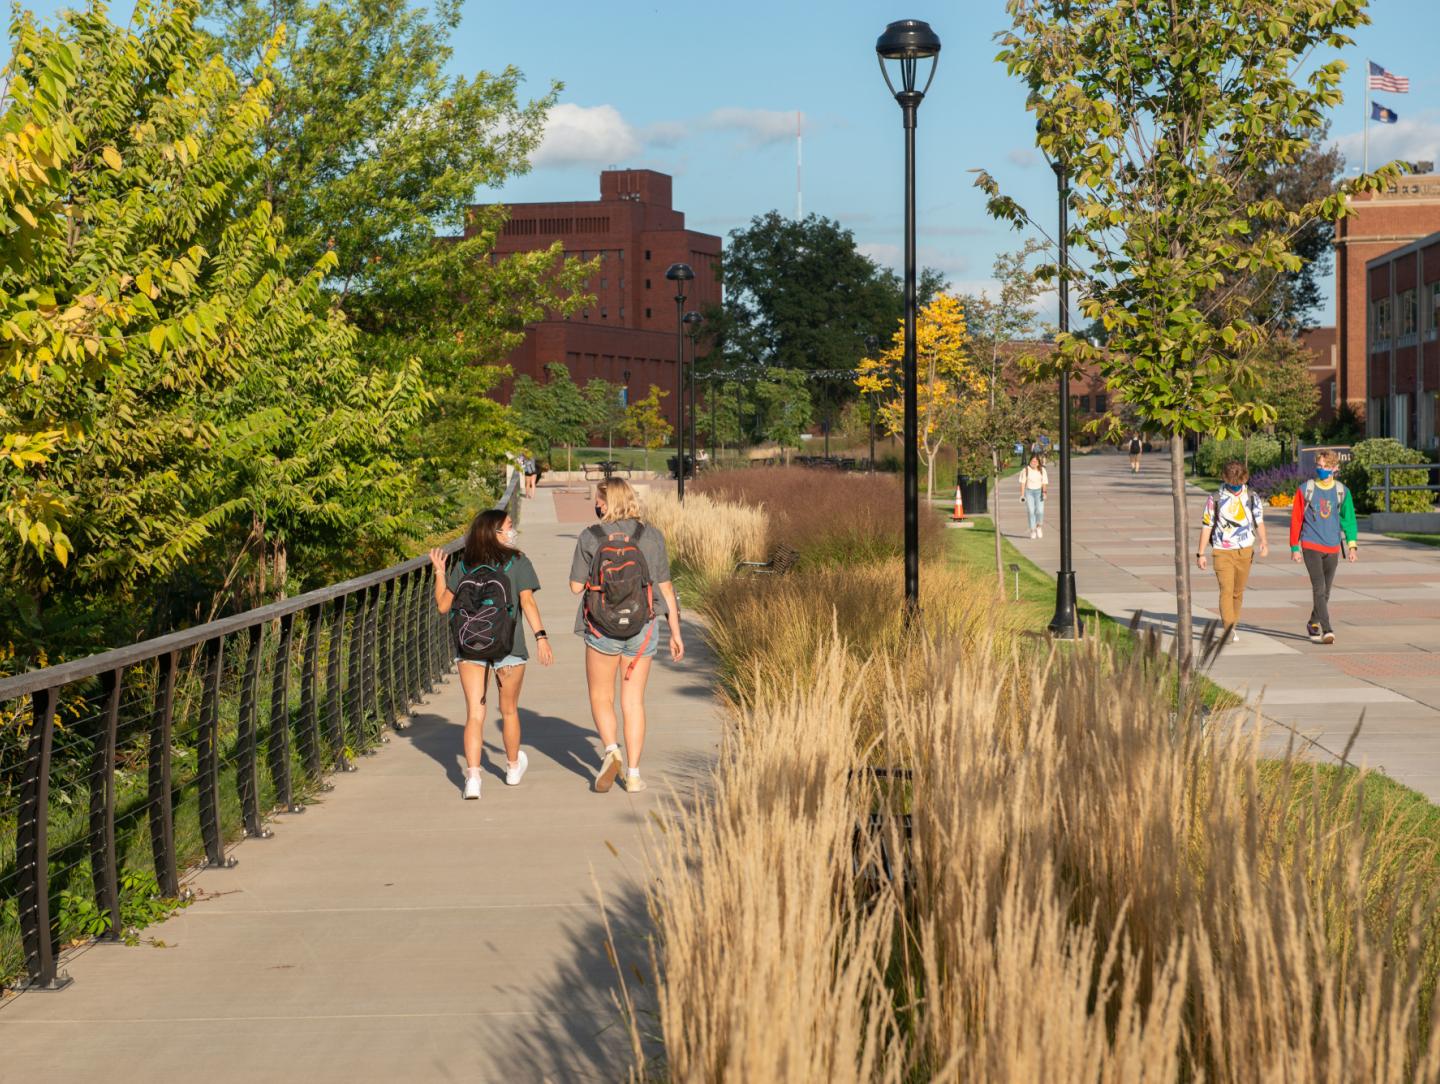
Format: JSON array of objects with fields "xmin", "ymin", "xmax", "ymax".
[
  {"xmin": 1169, "ymin": 432, "xmax": 1193, "ymax": 672},
  {"xmin": 992, "ymin": 449, "xmax": 1004, "ymax": 590},
  {"xmin": 925, "ymin": 449, "xmax": 936, "ymax": 505}
]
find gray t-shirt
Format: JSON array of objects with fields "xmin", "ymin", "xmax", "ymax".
[
  {"xmin": 568, "ymin": 519, "xmax": 672, "ymax": 635},
  {"xmin": 446, "ymin": 553, "xmax": 541, "ymax": 659}
]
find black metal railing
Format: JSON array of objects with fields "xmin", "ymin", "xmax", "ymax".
[{"xmin": 0, "ymin": 466, "xmax": 521, "ymax": 991}]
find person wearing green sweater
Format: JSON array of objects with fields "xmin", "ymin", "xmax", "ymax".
[{"xmin": 1287, "ymin": 450, "xmax": 1359, "ymax": 645}]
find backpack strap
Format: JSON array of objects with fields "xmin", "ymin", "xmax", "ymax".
[
  {"xmin": 630, "ymin": 521, "xmax": 645, "ymax": 543},
  {"xmin": 1304, "ymin": 479, "xmax": 1314, "ymax": 503}
]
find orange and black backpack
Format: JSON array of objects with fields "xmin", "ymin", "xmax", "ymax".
[{"xmin": 584, "ymin": 523, "xmax": 655, "ymax": 653}]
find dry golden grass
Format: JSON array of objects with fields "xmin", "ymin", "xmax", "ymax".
[
  {"xmin": 643, "ymin": 489, "xmax": 768, "ymax": 583},
  {"xmin": 621, "ymin": 489, "xmax": 1440, "ymax": 1082}
]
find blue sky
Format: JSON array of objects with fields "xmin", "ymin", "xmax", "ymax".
[{"xmin": 17, "ymin": 0, "xmax": 1440, "ymax": 322}]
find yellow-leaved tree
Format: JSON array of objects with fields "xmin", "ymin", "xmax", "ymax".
[{"xmin": 856, "ymin": 293, "xmax": 978, "ymax": 503}]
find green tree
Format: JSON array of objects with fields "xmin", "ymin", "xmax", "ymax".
[
  {"xmin": 620, "ymin": 385, "xmax": 673, "ymax": 470},
  {"xmin": 754, "ymin": 369, "xmax": 814, "ymax": 462},
  {"xmin": 980, "ymin": 0, "xmax": 1391, "ymax": 666},
  {"xmin": 510, "ymin": 363, "xmax": 593, "ymax": 465},
  {"xmin": 1249, "ymin": 336, "xmax": 1321, "ymax": 454}
]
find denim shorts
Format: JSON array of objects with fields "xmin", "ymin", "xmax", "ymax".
[
  {"xmin": 455, "ymin": 654, "xmax": 525, "ymax": 670},
  {"xmin": 584, "ymin": 618, "xmax": 660, "ymax": 659}
]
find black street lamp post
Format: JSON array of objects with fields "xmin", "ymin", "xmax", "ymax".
[
  {"xmin": 877, "ymin": 19, "xmax": 940, "ymax": 616},
  {"xmin": 1044, "ymin": 158, "xmax": 1081, "ymax": 638},
  {"xmin": 665, "ymin": 263, "xmax": 695, "ymax": 499},
  {"xmin": 684, "ymin": 310, "xmax": 703, "ymax": 475}
]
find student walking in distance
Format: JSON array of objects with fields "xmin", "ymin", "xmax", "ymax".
[
  {"xmin": 1127, "ymin": 434, "xmax": 1144, "ymax": 473},
  {"xmin": 1196, "ymin": 461, "xmax": 1269, "ymax": 642},
  {"xmin": 1288, "ymin": 450, "xmax": 1359, "ymax": 645},
  {"xmin": 1019, "ymin": 454, "xmax": 1049, "ymax": 539},
  {"xmin": 569, "ymin": 479, "xmax": 684, "ymax": 794},
  {"xmin": 430, "ymin": 509, "xmax": 553, "ymax": 799},
  {"xmin": 521, "ymin": 453, "xmax": 538, "ymax": 499}
]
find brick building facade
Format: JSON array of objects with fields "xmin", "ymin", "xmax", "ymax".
[
  {"xmin": 1362, "ymin": 230, "xmax": 1440, "ymax": 449},
  {"xmin": 476, "ymin": 170, "xmax": 722, "ymax": 427}
]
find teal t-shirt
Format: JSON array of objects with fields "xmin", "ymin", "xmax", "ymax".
[{"xmin": 446, "ymin": 552, "xmax": 541, "ymax": 659}]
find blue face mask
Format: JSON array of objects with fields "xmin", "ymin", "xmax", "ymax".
[
  {"xmin": 1316, "ymin": 467, "xmax": 1334, "ymax": 480},
  {"xmin": 1224, "ymin": 483, "xmax": 1243, "ymax": 493}
]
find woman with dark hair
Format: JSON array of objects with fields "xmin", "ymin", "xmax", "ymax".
[{"xmin": 429, "ymin": 509, "xmax": 552, "ymax": 799}]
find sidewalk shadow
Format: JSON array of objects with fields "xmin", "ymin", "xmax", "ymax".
[
  {"xmin": 400, "ymin": 708, "xmax": 601, "ymax": 785},
  {"xmin": 517, "ymin": 706, "xmax": 603, "ymax": 782},
  {"xmin": 401, "ymin": 712, "xmax": 467, "ymax": 788}
]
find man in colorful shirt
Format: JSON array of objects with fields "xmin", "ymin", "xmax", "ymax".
[
  {"xmin": 1197, "ymin": 460, "xmax": 1269, "ymax": 641},
  {"xmin": 1288, "ymin": 449, "xmax": 1359, "ymax": 644}
]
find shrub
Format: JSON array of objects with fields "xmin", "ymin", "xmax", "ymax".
[
  {"xmin": 641, "ymin": 490, "xmax": 767, "ymax": 582},
  {"xmin": 1247, "ymin": 462, "xmax": 1308, "ymax": 501},
  {"xmin": 1195, "ymin": 435, "xmax": 1282, "ymax": 477},
  {"xmin": 1341, "ymin": 438, "xmax": 1435, "ymax": 514}
]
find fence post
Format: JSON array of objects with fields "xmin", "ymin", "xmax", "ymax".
[
  {"xmin": 198, "ymin": 638, "xmax": 234, "ymax": 869},
  {"xmin": 237, "ymin": 626, "xmax": 271, "ymax": 839},
  {"xmin": 325, "ymin": 598, "xmax": 352, "ymax": 772},
  {"xmin": 1383, "ymin": 464, "xmax": 1392, "ymax": 513},
  {"xmin": 149, "ymin": 650, "xmax": 180, "ymax": 897},
  {"xmin": 406, "ymin": 570, "xmax": 422, "ymax": 706},
  {"xmin": 89, "ymin": 669, "xmax": 123, "ymax": 938},
  {"xmin": 420, "ymin": 565, "xmax": 436, "ymax": 695},
  {"xmin": 363, "ymin": 584, "xmax": 383, "ymax": 746},
  {"xmin": 300, "ymin": 604, "xmax": 325, "ymax": 785},
  {"xmin": 269, "ymin": 613, "xmax": 301, "ymax": 813},
  {"xmin": 17, "ymin": 686, "xmax": 71, "ymax": 990},
  {"xmin": 378, "ymin": 579, "xmax": 398, "ymax": 730},
  {"xmin": 347, "ymin": 590, "xmax": 371, "ymax": 756}
]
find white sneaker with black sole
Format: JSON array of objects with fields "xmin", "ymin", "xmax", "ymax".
[{"xmin": 505, "ymin": 751, "xmax": 529, "ymax": 786}]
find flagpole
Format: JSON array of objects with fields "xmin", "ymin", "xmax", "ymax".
[{"xmin": 1364, "ymin": 58, "xmax": 1370, "ymax": 174}]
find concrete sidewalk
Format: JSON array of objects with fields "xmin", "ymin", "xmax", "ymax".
[
  {"xmin": 1001, "ymin": 451, "xmax": 1440, "ymax": 798},
  {"xmin": 0, "ymin": 486, "xmax": 719, "ymax": 1082}
]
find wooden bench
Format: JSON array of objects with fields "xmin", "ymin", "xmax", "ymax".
[{"xmin": 735, "ymin": 543, "xmax": 800, "ymax": 575}]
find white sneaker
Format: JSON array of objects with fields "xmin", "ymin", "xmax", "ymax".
[
  {"xmin": 1029, "ymin": 528, "xmax": 1037, "ymax": 539},
  {"xmin": 463, "ymin": 770, "xmax": 482, "ymax": 800},
  {"xmin": 1037, "ymin": 526, "xmax": 1044, "ymax": 539},
  {"xmin": 1231, "ymin": 630, "xmax": 1240, "ymax": 643},
  {"xmin": 505, "ymin": 751, "xmax": 529, "ymax": 787}
]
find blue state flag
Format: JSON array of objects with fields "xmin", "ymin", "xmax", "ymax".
[{"xmin": 1372, "ymin": 101, "xmax": 1399, "ymax": 124}]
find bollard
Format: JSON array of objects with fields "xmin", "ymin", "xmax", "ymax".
[{"xmin": 1008, "ymin": 563, "xmax": 1021, "ymax": 602}]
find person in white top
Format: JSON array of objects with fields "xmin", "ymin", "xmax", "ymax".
[{"xmin": 1019, "ymin": 454, "xmax": 1049, "ymax": 539}]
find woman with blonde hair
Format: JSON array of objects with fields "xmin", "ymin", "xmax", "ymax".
[{"xmin": 568, "ymin": 478, "xmax": 684, "ymax": 793}]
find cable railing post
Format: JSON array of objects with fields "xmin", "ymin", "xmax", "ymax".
[
  {"xmin": 300, "ymin": 603, "xmax": 326, "ymax": 785},
  {"xmin": 347, "ymin": 589, "xmax": 371, "ymax": 756},
  {"xmin": 405, "ymin": 570, "xmax": 422, "ymax": 708},
  {"xmin": 363, "ymin": 584, "xmax": 383, "ymax": 747},
  {"xmin": 89, "ymin": 669, "xmax": 122, "ymax": 938},
  {"xmin": 325, "ymin": 597, "xmax": 351, "ymax": 772},
  {"xmin": 17, "ymin": 685, "xmax": 71, "ymax": 990},
  {"xmin": 149, "ymin": 650, "xmax": 180, "ymax": 897},
  {"xmin": 419, "ymin": 565, "xmax": 437, "ymax": 695},
  {"xmin": 269, "ymin": 613, "xmax": 301, "ymax": 813},
  {"xmin": 378, "ymin": 578, "xmax": 398, "ymax": 731},
  {"xmin": 198, "ymin": 638, "xmax": 234, "ymax": 869},
  {"xmin": 237, "ymin": 626, "xmax": 271, "ymax": 839}
]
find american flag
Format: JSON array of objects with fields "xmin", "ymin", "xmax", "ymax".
[{"xmin": 1368, "ymin": 61, "xmax": 1410, "ymax": 94}]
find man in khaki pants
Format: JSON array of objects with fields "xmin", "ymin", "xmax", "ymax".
[{"xmin": 1196, "ymin": 460, "xmax": 1269, "ymax": 642}]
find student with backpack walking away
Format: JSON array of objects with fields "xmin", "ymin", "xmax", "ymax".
[
  {"xmin": 1196, "ymin": 461, "xmax": 1269, "ymax": 642},
  {"xmin": 1018, "ymin": 454, "xmax": 1049, "ymax": 539},
  {"xmin": 430, "ymin": 509, "xmax": 553, "ymax": 799},
  {"xmin": 1127, "ymin": 434, "xmax": 1143, "ymax": 473},
  {"xmin": 521, "ymin": 454, "xmax": 539, "ymax": 499},
  {"xmin": 1288, "ymin": 449, "xmax": 1358, "ymax": 645},
  {"xmin": 568, "ymin": 479, "xmax": 684, "ymax": 794}
]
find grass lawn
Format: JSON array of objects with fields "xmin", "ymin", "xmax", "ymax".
[{"xmin": 1385, "ymin": 531, "xmax": 1440, "ymax": 548}]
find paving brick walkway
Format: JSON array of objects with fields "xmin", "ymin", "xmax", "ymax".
[
  {"xmin": 1005, "ymin": 451, "xmax": 1440, "ymax": 799},
  {"xmin": 0, "ymin": 485, "xmax": 717, "ymax": 1082}
]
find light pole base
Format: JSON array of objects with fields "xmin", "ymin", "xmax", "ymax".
[{"xmin": 1047, "ymin": 571, "xmax": 1082, "ymax": 639}]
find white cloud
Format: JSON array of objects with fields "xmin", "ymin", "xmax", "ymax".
[
  {"xmin": 641, "ymin": 120, "xmax": 689, "ymax": 147},
  {"xmin": 531, "ymin": 103, "xmax": 641, "ymax": 169},
  {"xmin": 703, "ymin": 107, "xmax": 804, "ymax": 147},
  {"xmin": 1007, "ymin": 147, "xmax": 1040, "ymax": 169},
  {"xmin": 1334, "ymin": 110, "xmax": 1440, "ymax": 172}
]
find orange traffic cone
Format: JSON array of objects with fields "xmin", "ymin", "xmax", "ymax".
[{"xmin": 951, "ymin": 484, "xmax": 965, "ymax": 522}]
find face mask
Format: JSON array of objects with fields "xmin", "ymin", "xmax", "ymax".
[
  {"xmin": 594, "ymin": 504, "xmax": 605, "ymax": 519},
  {"xmin": 1316, "ymin": 467, "xmax": 1333, "ymax": 480},
  {"xmin": 500, "ymin": 528, "xmax": 517, "ymax": 546},
  {"xmin": 1224, "ymin": 483, "xmax": 1243, "ymax": 493}
]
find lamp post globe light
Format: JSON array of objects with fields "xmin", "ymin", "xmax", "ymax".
[
  {"xmin": 665, "ymin": 263, "xmax": 695, "ymax": 500},
  {"xmin": 1040, "ymin": 151, "xmax": 1081, "ymax": 639},
  {"xmin": 683, "ymin": 310, "xmax": 704, "ymax": 476},
  {"xmin": 876, "ymin": 19, "xmax": 940, "ymax": 616}
]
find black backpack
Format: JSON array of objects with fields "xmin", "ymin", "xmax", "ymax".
[
  {"xmin": 1129, "ymin": 438, "xmax": 1141, "ymax": 454},
  {"xmin": 583, "ymin": 523, "xmax": 654, "ymax": 640},
  {"xmin": 450, "ymin": 559, "xmax": 517, "ymax": 663}
]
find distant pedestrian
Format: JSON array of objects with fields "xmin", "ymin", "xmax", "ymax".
[
  {"xmin": 1032, "ymin": 432, "xmax": 1052, "ymax": 459},
  {"xmin": 1127, "ymin": 434, "xmax": 1143, "ymax": 473},
  {"xmin": 1019, "ymin": 454, "xmax": 1049, "ymax": 539},
  {"xmin": 431, "ymin": 509, "xmax": 553, "ymax": 799},
  {"xmin": 569, "ymin": 479, "xmax": 684, "ymax": 794},
  {"xmin": 521, "ymin": 453, "xmax": 538, "ymax": 498},
  {"xmin": 1288, "ymin": 450, "xmax": 1359, "ymax": 645},
  {"xmin": 1196, "ymin": 461, "xmax": 1268, "ymax": 642}
]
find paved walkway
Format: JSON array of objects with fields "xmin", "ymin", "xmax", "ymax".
[
  {"xmin": 0, "ymin": 484, "xmax": 718, "ymax": 1082},
  {"xmin": 1002, "ymin": 451, "xmax": 1440, "ymax": 799}
]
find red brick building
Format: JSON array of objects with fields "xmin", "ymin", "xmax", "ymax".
[
  {"xmin": 1335, "ymin": 172, "xmax": 1440, "ymax": 412},
  {"xmin": 1362, "ymin": 231, "xmax": 1440, "ymax": 449},
  {"xmin": 476, "ymin": 169, "xmax": 722, "ymax": 426}
]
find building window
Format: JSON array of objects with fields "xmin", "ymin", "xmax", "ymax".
[
  {"xmin": 600, "ymin": 307, "xmax": 608, "ymax": 319},
  {"xmin": 1400, "ymin": 289, "xmax": 1417, "ymax": 336},
  {"xmin": 645, "ymin": 278, "xmax": 651, "ymax": 289},
  {"xmin": 645, "ymin": 249, "xmax": 651, "ymax": 260},
  {"xmin": 645, "ymin": 308, "xmax": 652, "ymax": 318},
  {"xmin": 1372, "ymin": 298, "xmax": 1392, "ymax": 343},
  {"xmin": 619, "ymin": 306, "xmax": 625, "ymax": 319},
  {"xmin": 601, "ymin": 278, "xmax": 607, "ymax": 289},
  {"xmin": 1079, "ymin": 395, "xmax": 1091, "ymax": 412},
  {"xmin": 1429, "ymin": 282, "xmax": 1440, "ymax": 335},
  {"xmin": 1095, "ymin": 393, "xmax": 1107, "ymax": 413}
]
